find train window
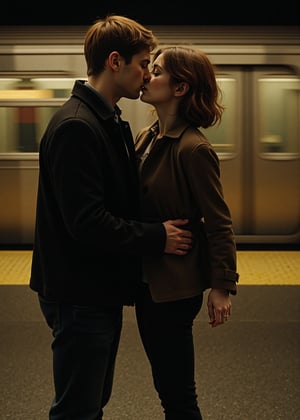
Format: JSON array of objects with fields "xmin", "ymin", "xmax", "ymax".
[
  {"xmin": 258, "ymin": 76, "xmax": 300, "ymax": 154},
  {"xmin": 201, "ymin": 77, "xmax": 238, "ymax": 155},
  {"xmin": 0, "ymin": 78, "xmax": 76, "ymax": 153}
]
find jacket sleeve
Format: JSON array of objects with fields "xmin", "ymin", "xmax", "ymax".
[{"xmin": 182, "ymin": 141, "xmax": 239, "ymax": 294}]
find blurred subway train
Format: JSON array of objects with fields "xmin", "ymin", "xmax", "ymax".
[{"xmin": 0, "ymin": 25, "xmax": 299, "ymax": 247}]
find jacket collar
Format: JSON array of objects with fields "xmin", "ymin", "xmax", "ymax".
[
  {"xmin": 71, "ymin": 79, "xmax": 122, "ymax": 122},
  {"xmin": 150, "ymin": 120, "xmax": 189, "ymax": 140}
]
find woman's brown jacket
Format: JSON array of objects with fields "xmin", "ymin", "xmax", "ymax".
[{"xmin": 135, "ymin": 121, "xmax": 239, "ymax": 302}]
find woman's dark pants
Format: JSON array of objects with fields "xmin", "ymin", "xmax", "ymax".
[{"xmin": 135, "ymin": 283, "xmax": 203, "ymax": 420}]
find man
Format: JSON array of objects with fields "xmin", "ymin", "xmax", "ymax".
[{"xmin": 29, "ymin": 15, "xmax": 192, "ymax": 419}]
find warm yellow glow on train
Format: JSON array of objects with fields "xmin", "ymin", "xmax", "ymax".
[{"xmin": 0, "ymin": 89, "xmax": 53, "ymax": 99}]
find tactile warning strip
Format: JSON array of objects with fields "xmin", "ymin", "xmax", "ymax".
[
  {"xmin": 0, "ymin": 251, "xmax": 32, "ymax": 285},
  {"xmin": 237, "ymin": 251, "xmax": 300, "ymax": 285},
  {"xmin": 0, "ymin": 250, "xmax": 299, "ymax": 285}
]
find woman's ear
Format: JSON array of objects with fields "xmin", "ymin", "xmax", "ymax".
[{"xmin": 174, "ymin": 82, "xmax": 189, "ymax": 96}]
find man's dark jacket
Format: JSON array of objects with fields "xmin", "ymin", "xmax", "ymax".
[{"xmin": 30, "ymin": 80, "xmax": 165, "ymax": 305}]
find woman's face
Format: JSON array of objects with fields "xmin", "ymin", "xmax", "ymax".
[{"xmin": 140, "ymin": 53, "xmax": 174, "ymax": 105}]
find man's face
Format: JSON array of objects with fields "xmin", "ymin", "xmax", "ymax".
[{"xmin": 116, "ymin": 49, "xmax": 151, "ymax": 100}]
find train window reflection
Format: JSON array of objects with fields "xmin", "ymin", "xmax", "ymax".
[
  {"xmin": 0, "ymin": 78, "xmax": 75, "ymax": 153},
  {"xmin": 202, "ymin": 77, "xmax": 237, "ymax": 155},
  {"xmin": 258, "ymin": 77, "xmax": 300, "ymax": 154},
  {"xmin": 0, "ymin": 106, "xmax": 61, "ymax": 152}
]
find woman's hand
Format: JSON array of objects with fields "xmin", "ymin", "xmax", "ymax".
[{"xmin": 207, "ymin": 288, "xmax": 232, "ymax": 328}]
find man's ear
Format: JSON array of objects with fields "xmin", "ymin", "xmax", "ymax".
[
  {"xmin": 174, "ymin": 82, "xmax": 189, "ymax": 96},
  {"xmin": 108, "ymin": 51, "xmax": 121, "ymax": 70}
]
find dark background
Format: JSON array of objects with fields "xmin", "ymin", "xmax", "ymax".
[{"xmin": 1, "ymin": 1, "xmax": 299, "ymax": 26}]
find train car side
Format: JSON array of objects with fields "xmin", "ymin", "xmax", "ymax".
[{"xmin": 0, "ymin": 25, "xmax": 299, "ymax": 246}]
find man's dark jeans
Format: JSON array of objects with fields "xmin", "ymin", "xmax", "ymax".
[{"xmin": 39, "ymin": 295, "xmax": 123, "ymax": 420}]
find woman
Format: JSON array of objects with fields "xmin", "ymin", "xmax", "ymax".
[{"xmin": 135, "ymin": 46, "xmax": 239, "ymax": 419}]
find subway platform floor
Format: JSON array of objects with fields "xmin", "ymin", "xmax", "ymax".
[{"xmin": 0, "ymin": 250, "xmax": 299, "ymax": 419}]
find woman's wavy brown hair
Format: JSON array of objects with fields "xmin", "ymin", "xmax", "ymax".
[{"xmin": 153, "ymin": 47, "xmax": 224, "ymax": 128}]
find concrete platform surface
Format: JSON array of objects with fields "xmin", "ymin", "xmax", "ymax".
[{"xmin": 0, "ymin": 284, "xmax": 299, "ymax": 420}]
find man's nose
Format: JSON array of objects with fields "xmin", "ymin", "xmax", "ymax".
[{"xmin": 143, "ymin": 69, "xmax": 151, "ymax": 82}]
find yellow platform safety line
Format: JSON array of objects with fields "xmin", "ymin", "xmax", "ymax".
[
  {"xmin": 237, "ymin": 250, "xmax": 300, "ymax": 285},
  {"xmin": 0, "ymin": 250, "xmax": 299, "ymax": 286},
  {"xmin": 0, "ymin": 251, "xmax": 32, "ymax": 285}
]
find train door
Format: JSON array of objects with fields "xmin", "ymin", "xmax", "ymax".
[
  {"xmin": 202, "ymin": 66, "xmax": 300, "ymax": 244},
  {"xmin": 253, "ymin": 70, "xmax": 300, "ymax": 241}
]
